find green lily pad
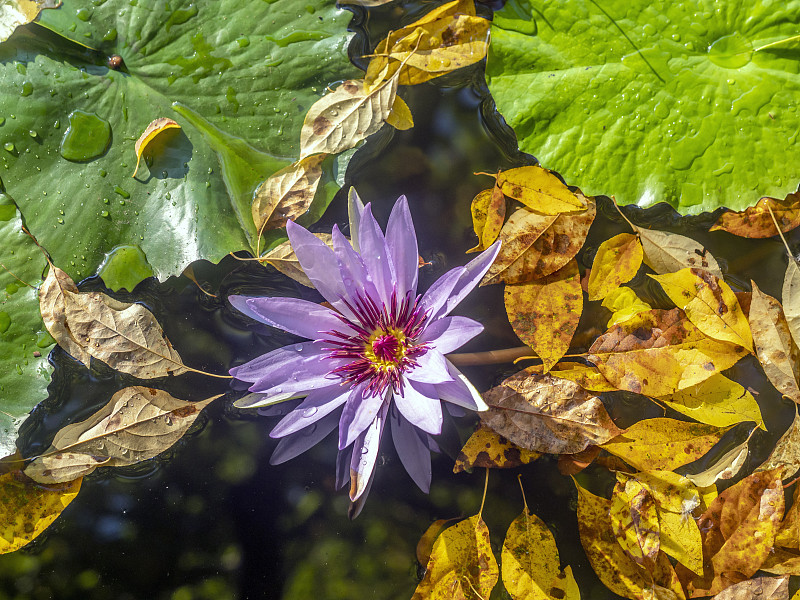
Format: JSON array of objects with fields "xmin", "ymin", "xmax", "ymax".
[
  {"xmin": 0, "ymin": 0, "xmax": 357, "ymax": 283},
  {"xmin": 0, "ymin": 189, "xmax": 52, "ymax": 458},
  {"xmin": 487, "ymin": 0, "xmax": 800, "ymax": 214}
]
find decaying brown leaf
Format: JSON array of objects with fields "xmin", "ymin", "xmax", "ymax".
[
  {"xmin": 483, "ymin": 198, "xmax": 596, "ymax": 286},
  {"xmin": 467, "ymin": 185, "xmax": 505, "ymax": 253},
  {"xmin": 504, "ymin": 259, "xmax": 582, "ymax": 372},
  {"xmin": 259, "ymin": 233, "xmax": 335, "ymax": 288},
  {"xmin": 750, "ymin": 282, "xmax": 800, "ymax": 401},
  {"xmin": 481, "ymin": 370, "xmax": 623, "ymax": 454},
  {"xmin": 782, "ymin": 260, "xmax": 800, "ymax": 363},
  {"xmin": 757, "ymin": 407, "xmax": 800, "ymax": 479},
  {"xmin": 557, "ymin": 445, "xmax": 601, "ymax": 475},
  {"xmin": 775, "ymin": 484, "xmax": 800, "ymax": 550},
  {"xmin": 588, "ymin": 233, "xmax": 644, "ymax": 301},
  {"xmin": 1, "ymin": 0, "xmax": 60, "ymax": 44},
  {"xmin": 708, "ymin": 575, "xmax": 789, "ymax": 600},
  {"xmin": 634, "ymin": 226, "xmax": 723, "ymax": 279},
  {"xmin": 39, "ymin": 264, "xmax": 92, "ymax": 365},
  {"xmin": 251, "ymin": 155, "xmax": 327, "ymax": 234},
  {"xmin": 453, "ymin": 425, "xmax": 539, "ymax": 473},
  {"xmin": 588, "ymin": 308, "xmax": 748, "ymax": 397},
  {"xmin": 25, "ymin": 387, "xmax": 219, "ymax": 484},
  {"xmin": 610, "ymin": 474, "xmax": 661, "ymax": 566},
  {"xmin": 132, "ymin": 118, "xmax": 181, "ymax": 178},
  {"xmin": 711, "ymin": 193, "xmax": 800, "ymax": 238}
]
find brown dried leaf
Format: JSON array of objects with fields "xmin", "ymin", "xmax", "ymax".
[
  {"xmin": 710, "ymin": 193, "xmax": 800, "ymax": 238},
  {"xmin": 1, "ymin": 0, "xmax": 60, "ymax": 44},
  {"xmin": 634, "ymin": 227, "xmax": 723, "ymax": 279},
  {"xmin": 557, "ymin": 445, "xmax": 600, "ymax": 475},
  {"xmin": 588, "ymin": 308, "xmax": 748, "ymax": 397},
  {"xmin": 783, "ymin": 260, "xmax": 800, "ymax": 351},
  {"xmin": 708, "ymin": 576, "xmax": 788, "ymax": 600},
  {"xmin": 481, "ymin": 370, "xmax": 622, "ymax": 454},
  {"xmin": 299, "ymin": 77, "xmax": 397, "ymax": 159},
  {"xmin": 761, "ymin": 547, "xmax": 800, "ymax": 575},
  {"xmin": 260, "ymin": 233, "xmax": 334, "ymax": 288},
  {"xmin": 453, "ymin": 425, "xmax": 540, "ymax": 473},
  {"xmin": 775, "ymin": 484, "xmax": 800, "ymax": 550},
  {"xmin": 251, "ymin": 154, "xmax": 327, "ymax": 233},
  {"xmin": 504, "ymin": 259, "xmax": 582, "ymax": 372},
  {"xmin": 757, "ymin": 407, "xmax": 800, "ymax": 479},
  {"xmin": 750, "ymin": 282, "xmax": 800, "ymax": 401},
  {"xmin": 483, "ymin": 198, "xmax": 596, "ymax": 286},
  {"xmin": 602, "ymin": 418, "xmax": 732, "ymax": 472},
  {"xmin": 132, "ymin": 117, "xmax": 181, "ymax": 178},
  {"xmin": 25, "ymin": 387, "xmax": 219, "ymax": 484},
  {"xmin": 39, "ymin": 264, "xmax": 91, "ymax": 365}
]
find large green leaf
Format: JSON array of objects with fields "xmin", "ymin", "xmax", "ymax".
[
  {"xmin": 0, "ymin": 0, "xmax": 357, "ymax": 281},
  {"xmin": 0, "ymin": 187, "xmax": 52, "ymax": 458},
  {"xmin": 487, "ymin": 0, "xmax": 800, "ymax": 214}
]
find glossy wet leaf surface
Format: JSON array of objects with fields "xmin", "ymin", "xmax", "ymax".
[{"xmin": 487, "ymin": 0, "xmax": 800, "ymax": 214}]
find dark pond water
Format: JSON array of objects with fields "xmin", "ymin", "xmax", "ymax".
[{"xmin": 2, "ymin": 2, "xmax": 800, "ymax": 599}]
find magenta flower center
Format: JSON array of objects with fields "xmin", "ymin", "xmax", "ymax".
[{"xmin": 323, "ymin": 291, "xmax": 429, "ymax": 397}]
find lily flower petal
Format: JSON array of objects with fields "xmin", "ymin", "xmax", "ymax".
[
  {"xmin": 434, "ymin": 360, "xmax": 489, "ymax": 411},
  {"xmin": 435, "ymin": 240, "xmax": 501, "ymax": 319},
  {"xmin": 270, "ymin": 385, "xmax": 350, "ymax": 438},
  {"xmin": 419, "ymin": 316, "xmax": 483, "ymax": 354},
  {"xmin": 386, "ymin": 196, "xmax": 418, "ymax": 298},
  {"xmin": 348, "ymin": 187, "xmax": 366, "ymax": 252},
  {"xmin": 349, "ymin": 403, "xmax": 389, "ymax": 501},
  {"xmin": 269, "ymin": 411, "xmax": 339, "ymax": 465},
  {"xmin": 390, "ymin": 406, "xmax": 432, "ymax": 493},
  {"xmin": 393, "ymin": 380, "xmax": 442, "ymax": 435},
  {"xmin": 358, "ymin": 204, "xmax": 396, "ymax": 307},
  {"xmin": 406, "ymin": 349, "xmax": 453, "ymax": 385},
  {"xmin": 230, "ymin": 295, "xmax": 345, "ymax": 340},
  {"xmin": 230, "ymin": 341, "xmax": 324, "ymax": 383},
  {"xmin": 418, "ymin": 266, "xmax": 466, "ymax": 318},
  {"xmin": 339, "ymin": 387, "xmax": 388, "ymax": 449}
]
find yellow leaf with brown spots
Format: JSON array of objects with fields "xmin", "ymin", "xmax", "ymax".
[
  {"xmin": 775, "ymin": 484, "xmax": 800, "ymax": 550},
  {"xmin": 548, "ymin": 362, "xmax": 617, "ymax": 392},
  {"xmin": 588, "ymin": 308, "xmax": 748, "ymax": 397},
  {"xmin": 710, "ymin": 193, "xmax": 800, "ymax": 238},
  {"xmin": 132, "ymin": 117, "xmax": 181, "ymax": 178},
  {"xmin": 658, "ymin": 374, "xmax": 765, "ymax": 430},
  {"xmin": 467, "ymin": 185, "xmax": 505, "ymax": 253},
  {"xmin": 504, "ymin": 259, "xmax": 582, "ymax": 372},
  {"xmin": 756, "ymin": 407, "xmax": 800, "ymax": 480},
  {"xmin": 489, "ymin": 165, "xmax": 587, "ymax": 215},
  {"xmin": 483, "ymin": 199, "xmax": 595, "ymax": 286},
  {"xmin": 601, "ymin": 418, "xmax": 732, "ymax": 472},
  {"xmin": 762, "ymin": 548, "xmax": 800, "ymax": 576},
  {"xmin": 453, "ymin": 425, "xmax": 539, "ymax": 474},
  {"xmin": 575, "ymin": 481, "xmax": 686, "ymax": 600},
  {"xmin": 750, "ymin": 282, "xmax": 800, "ymax": 402},
  {"xmin": 502, "ymin": 507, "xmax": 578, "ymax": 600},
  {"xmin": 610, "ymin": 475, "xmax": 660, "ymax": 566},
  {"xmin": 0, "ymin": 472, "xmax": 81, "ymax": 554},
  {"xmin": 411, "ymin": 514, "xmax": 498, "ymax": 600},
  {"xmin": 678, "ymin": 468, "xmax": 785, "ymax": 597},
  {"xmin": 709, "ymin": 576, "xmax": 789, "ymax": 599},
  {"xmin": 634, "ymin": 227, "xmax": 723, "ymax": 279},
  {"xmin": 650, "ymin": 269, "xmax": 753, "ymax": 352},
  {"xmin": 602, "ymin": 286, "xmax": 652, "ymax": 327},
  {"xmin": 588, "ymin": 233, "xmax": 644, "ymax": 301}
]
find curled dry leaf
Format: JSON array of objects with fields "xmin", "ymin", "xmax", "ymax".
[
  {"xmin": 364, "ymin": 0, "xmax": 489, "ymax": 89},
  {"xmin": 658, "ymin": 374, "xmax": 765, "ymax": 430},
  {"xmin": 481, "ymin": 370, "xmax": 623, "ymax": 454},
  {"xmin": 483, "ymin": 198, "xmax": 595, "ymax": 286},
  {"xmin": 411, "ymin": 514, "xmax": 498, "ymax": 600},
  {"xmin": 467, "ymin": 185, "xmax": 505, "ymax": 253},
  {"xmin": 610, "ymin": 475, "xmax": 661, "ymax": 566},
  {"xmin": 299, "ymin": 77, "xmax": 398, "ymax": 159},
  {"xmin": 634, "ymin": 226, "xmax": 723, "ymax": 279},
  {"xmin": 782, "ymin": 260, "xmax": 800, "ymax": 359},
  {"xmin": 487, "ymin": 165, "xmax": 587, "ymax": 215},
  {"xmin": 650, "ymin": 268, "xmax": 752, "ymax": 352},
  {"xmin": 453, "ymin": 424, "xmax": 539, "ymax": 473},
  {"xmin": 750, "ymin": 282, "xmax": 800, "ymax": 402},
  {"xmin": 684, "ymin": 437, "xmax": 750, "ymax": 488},
  {"xmin": 1, "ymin": 0, "xmax": 60, "ymax": 44},
  {"xmin": 25, "ymin": 387, "xmax": 219, "ymax": 484},
  {"xmin": 259, "ymin": 233, "xmax": 335, "ymax": 288},
  {"xmin": 588, "ymin": 233, "xmax": 644, "ymax": 301},
  {"xmin": 602, "ymin": 286, "xmax": 652, "ymax": 328},
  {"xmin": 602, "ymin": 418, "xmax": 732, "ymax": 472},
  {"xmin": 504, "ymin": 259, "xmax": 582, "ymax": 372},
  {"xmin": 558, "ymin": 445, "xmax": 601, "ymax": 476},
  {"xmin": 0, "ymin": 472, "xmax": 81, "ymax": 554},
  {"xmin": 251, "ymin": 154, "xmax": 327, "ymax": 233},
  {"xmin": 588, "ymin": 308, "xmax": 748, "ymax": 397},
  {"xmin": 757, "ymin": 407, "xmax": 800, "ymax": 480},
  {"xmin": 131, "ymin": 117, "xmax": 181, "ymax": 178},
  {"xmin": 710, "ymin": 193, "xmax": 800, "ymax": 238},
  {"xmin": 39, "ymin": 264, "xmax": 91, "ymax": 365},
  {"xmin": 708, "ymin": 576, "xmax": 789, "ymax": 600},
  {"xmin": 502, "ymin": 506, "xmax": 579, "ymax": 600}
]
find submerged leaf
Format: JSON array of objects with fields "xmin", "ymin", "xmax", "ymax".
[
  {"xmin": 588, "ymin": 233, "xmax": 644, "ymax": 301},
  {"xmin": 504, "ymin": 259, "xmax": 582, "ymax": 372},
  {"xmin": 25, "ymin": 387, "xmax": 218, "ymax": 483},
  {"xmin": 547, "ymin": 362, "xmax": 617, "ymax": 392},
  {"xmin": 711, "ymin": 194, "xmax": 800, "ymax": 239},
  {"xmin": 453, "ymin": 425, "xmax": 539, "ymax": 473},
  {"xmin": 259, "ymin": 233, "xmax": 335, "ymax": 288},
  {"xmin": 684, "ymin": 438, "xmax": 750, "ymax": 489},
  {"xmin": 0, "ymin": 471, "xmax": 81, "ymax": 554},
  {"xmin": 131, "ymin": 117, "xmax": 181, "ymax": 178},
  {"xmin": 481, "ymin": 370, "xmax": 622, "ymax": 454},
  {"xmin": 635, "ymin": 228, "xmax": 722, "ymax": 279}
]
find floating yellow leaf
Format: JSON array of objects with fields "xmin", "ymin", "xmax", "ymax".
[
  {"xmin": 602, "ymin": 418, "xmax": 731, "ymax": 472},
  {"xmin": 0, "ymin": 472, "xmax": 81, "ymax": 554},
  {"xmin": 634, "ymin": 227, "xmax": 722, "ymax": 279},
  {"xmin": 547, "ymin": 362, "xmax": 617, "ymax": 392},
  {"xmin": 650, "ymin": 268, "xmax": 753, "ymax": 352},
  {"xmin": 416, "ymin": 518, "xmax": 456, "ymax": 567},
  {"xmin": 299, "ymin": 77, "xmax": 398, "ymax": 159},
  {"xmin": 504, "ymin": 259, "xmax": 582, "ymax": 372},
  {"xmin": 453, "ymin": 425, "xmax": 539, "ymax": 473},
  {"xmin": 251, "ymin": 154, "xmax": 327, "ymax": 234},
  {"xmin": 710, "ymin": 193, "xmax": 800, "ymax": 238},
  {"xmin": 588, "ymin": 233, "xmax": 643, "ymax": 301},
  {"xmin": 386, "ymin": 95, "xmax": 414, "ymax": 130},
  {"xmin": 468, "ymin": 185, "xmax": 506, "ymax": 253},
  {"xmin": 482, "ymin": 370, "xmax": 622, "ymax": 455},
  {"xmin": 775, "ymin": 484, "xmax": 800, "ymax": 550},
  {"xmin": 412, "ymin": 514, "xmax": 498, "ymax": 600},
  {"xmin": 658, "ymin": 373, "xmax": 765, "ymax": 430},
  {"xmin": 757, "ymin": 407, "xmax": 800, "ymax": 480},
  {"xmin": 502, "ymin": 505, "xmax": 578, "ymax": 600},
  {"xmin": 588, "ymin": 308, "xmax": 748, "ymax": 397},
  {"xmin": 750, "ymin": 282, "xmax": 800, "ymax": 402},
  {"xmin": 1, "ymin": 0, "xmax": 60, "ymax": 44},
  {"xmin": 489, "ymin": 166, "xmax": 587, "ymax": 215},
  {"xmin": 364, "ymin": 0, "xmax": 489, "ymax": 90},
  {"xmin": 131, "ymin": 117, "xmax": 181, "ymax": 177},
  {"xmin": 25, "ymin": 387, "xmax": 219, "ymax": 483},
  {"xmin": 259, "ymin": 233, "xmax": 334, "ymax": 288},
  {"xmin": 610, "ymin": 475, "xmax": 660, "ymax": 566},
  {"xmin": 483, "ymin": 199, "xmax": 595, "ymax": 286},
  {"xmin": 601, "ymin": 286, "xmax": 652, "ymax": 327}
]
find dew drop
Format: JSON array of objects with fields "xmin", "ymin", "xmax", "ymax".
[{"xmin": 302, "ymin": 406, "xmax": 318, "ymax": 418}]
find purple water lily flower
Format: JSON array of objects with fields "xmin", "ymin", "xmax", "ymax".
[{"xmin": 229, "ymin": 191, "xmax": 500, "ymax": 511}]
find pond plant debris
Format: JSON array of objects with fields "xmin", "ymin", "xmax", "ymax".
[{"xmin": 2, "ymin": 0, "xmax": 800, "ymax": 598}]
